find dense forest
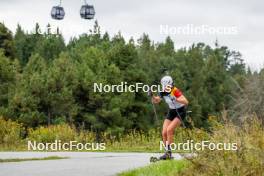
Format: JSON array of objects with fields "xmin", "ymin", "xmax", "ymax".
[{"xmin": 0, "ymin": 21, "xmax": 263, "ymax": 136}]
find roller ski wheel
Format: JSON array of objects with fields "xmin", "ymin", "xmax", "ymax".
[
  {"xmin": 150, "ymin": 154, "xmax": 173, "ymax": 163},
  {"xmin": 150, "ymin": 156, "xmax": 159, "ymax": 163}
]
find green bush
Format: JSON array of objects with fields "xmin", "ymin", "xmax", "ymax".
[
  {"xmin": 75, "ymin": 130, "xmax": 96, "ymax": 143},
  {"xmin": 27, "ymin": 124, "xmax": 77, "ymax": 143},
  {"xmin": 0, "ymin": 117, "xmax": 24, "ymax": 147},
  {"xmin": 178, "ymin": 117, "xmax": 264, "ymax": 176},
  {"xmin": 102, "ymin": 129, "xmax": 162, "ymax": 152}
]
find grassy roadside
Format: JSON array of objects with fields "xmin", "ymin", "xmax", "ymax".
[
  {"xmin": 118, "ymin": 160, "xmax": 188, "ymax": 176},
  {"xmin": 0, "ymin": 141, "xmax": 191, "ymax": 153},
  {"xmin": 0, "ymin": 117, "xmax": 209, "ymax": 152},
  {"xmin": 119, "ymin": 118, "xmax": 264, "ymax": 176},
  {"xmin": 0, "ymin": 156, "xmax": 69, "ymax": 163}
]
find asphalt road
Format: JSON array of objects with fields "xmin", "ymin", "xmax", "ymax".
[{"xmin": 0, "ymin": 152, "xmax": 183, "ymax": 176}]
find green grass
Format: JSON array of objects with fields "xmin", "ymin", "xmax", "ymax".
[
  {"xmin": 0, "ymin": 118, "xmax": 209, "ymax": 152},
  {"xmin": 0, "ymin": 142, "xmax": 191, "ymax": 153},
  {"xmin": 118, "ymin": 160, "xmax": 188, "ymax": 176},
  {"xmin": 0, "ymin": 156, "xmax": 69, "ymax": 163}
]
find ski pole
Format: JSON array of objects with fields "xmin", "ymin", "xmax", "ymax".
[
  {"xmin": 148, "ymin": 91, "xmax": 158, "ymax": 122},
  {"xmin": 175, "ymin": 108, "xmax": 186, "ymax": 128}
]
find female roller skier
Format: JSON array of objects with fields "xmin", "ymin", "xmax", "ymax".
[{"xmin": 152, "ymin": 75, "xmax": 189, "ymax": 160}]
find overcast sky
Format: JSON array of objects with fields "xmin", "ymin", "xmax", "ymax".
[{"xmin": 0, "ymin": 0, "xmax": 263, "ymax": 70}]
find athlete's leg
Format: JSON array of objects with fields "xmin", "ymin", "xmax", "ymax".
[
  {"xmin": 167, "ymin": 117, "xmax": 181, "ymax": 145},
  {"xmin": 160, "ymin": 119, "xmax": 172, "ymax": 160},
  {"xmin": 162, "ymin": 119, "xmax": 171, "ymax": 146}
]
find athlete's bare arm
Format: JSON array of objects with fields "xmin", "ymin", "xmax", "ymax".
[{"xmin": 176, "ymin": 95, "xmax": 188, "ymax": 105}]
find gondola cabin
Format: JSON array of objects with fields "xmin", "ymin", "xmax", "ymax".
[
  {"xmin": 80, "ymin": 4, "xmax": 95, "ymax": 20},
  {"xmin": 51, "ymin": 6, "xmax": 65, "ymax": 20}
]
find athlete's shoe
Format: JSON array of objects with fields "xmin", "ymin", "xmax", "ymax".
[{"xmin": 159, "ymin": 151, "xmax": 172, "ymax": 160}]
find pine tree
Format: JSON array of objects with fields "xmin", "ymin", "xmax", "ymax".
[{"xmin": 0, "ymin": 23, "xmax": 15, "ymax": 59}]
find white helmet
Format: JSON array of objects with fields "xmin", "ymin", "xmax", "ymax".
[{"xmin": 161, "ymin": 76, "xmax": 173, "ymax": 91}]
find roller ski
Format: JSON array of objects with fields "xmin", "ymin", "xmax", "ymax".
[{"xmin": 150, "ymin": 151, "xmax": 173, "ymax": 163}]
